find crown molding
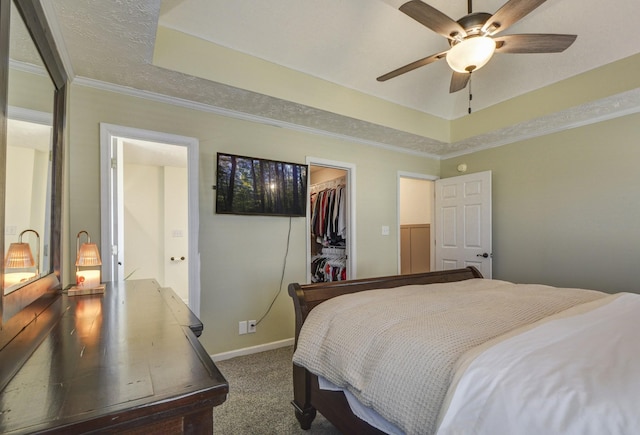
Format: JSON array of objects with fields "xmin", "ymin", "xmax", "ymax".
[
  {"xmin": 73, "ymin": 75, "xmax": 443, "ymax": 159},
  {"xmin": 72, "ymin": 75, "xmax": 639, "ymax": 162},
  {"xmin": 441, "ymin": 87, "xmax": 640, "ymax": 159}
]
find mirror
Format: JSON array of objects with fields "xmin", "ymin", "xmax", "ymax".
[
  {"xmin": 0, "ymin": 0, "xmax": 67, "ymax": 325},
  {"xmin": 3, "ymin": 1, "xmax": 53, "ymax": 294},
  {"xmin": 4, "ymin": 114, "xmax": 52, "ymax": 294}
]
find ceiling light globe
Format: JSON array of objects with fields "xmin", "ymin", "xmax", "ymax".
[{"xmin": 446, "ymin": 36, "xmax": 496, "ymax": 73}]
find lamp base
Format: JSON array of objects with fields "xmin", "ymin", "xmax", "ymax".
[{"xmin": 68, "ymin": 284, "xmax": 106, "ymax": 296}]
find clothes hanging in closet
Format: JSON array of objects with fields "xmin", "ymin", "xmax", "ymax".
[
  {"xmin": 310, "ymin": 253, "xmax": 347, "ymax": 283},
  {"xmin": 310, "ymin": 185, "xmax": 346, "ymax": 247}
]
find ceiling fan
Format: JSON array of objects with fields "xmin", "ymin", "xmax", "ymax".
[{"xmin": 377, "ymin": 0, "xmax": 577, "ymax": 93}]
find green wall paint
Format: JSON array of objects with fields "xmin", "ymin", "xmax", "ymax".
[
  {"xmin": 64, "ymin": 47, "xmax": 640, "ymax": 356},
  {"xmin": 67, "ymin": 83, "xmax": 439, "ymax": 355},
  {"xmin": 443, "ymin": 112, "xmax": 640, "ymax": 293}
]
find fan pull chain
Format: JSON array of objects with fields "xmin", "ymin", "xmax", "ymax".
[{"xmin": 468, "ymin": 74, "xmax": 473, "ymax": 114}]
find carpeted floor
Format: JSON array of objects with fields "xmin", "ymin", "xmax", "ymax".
[{"xmin": 214, "ymin": 346, "xmax": 343, "ymax": 434}]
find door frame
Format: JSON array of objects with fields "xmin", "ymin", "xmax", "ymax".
[
  {"xmin": 306, "ymin": 157, "xmax": 356, "ymax": 282},
  {"xmin": 397, "ymin": 171, "xmax": 438, "ymax": 274},
  {"xmin": 99, "ymin": 123, "xmax": 201, "ymax": 316}
]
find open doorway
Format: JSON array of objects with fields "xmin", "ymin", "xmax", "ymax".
[
  {"xmin": 307, "ymin": 157, "xmax": 356, "ymax": 283},
  {"xmin": 398, "ymin": 173, "xmax": 436, "ymax": 274},
  {"xmin": 100, "ymin": 124, "xmax": 201, "ymax": 315},
  {"xmin": 121, "ymin": 139, "xmax": 188, "ymax": 299}
]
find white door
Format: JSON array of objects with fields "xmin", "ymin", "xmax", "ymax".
[
  {"xmin": 162, "ymin": 166, "xmax": 189, "ymax": 298},
  {"xmin": 434, "ymin": 171, "xmax": 492, "ymax": 278}
]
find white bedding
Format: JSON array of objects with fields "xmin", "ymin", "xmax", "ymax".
[
  {"xmin": 319, "ymin": 376, "xmax": 404, "ymax": 435},
  {"xmin": 437, "ymin": 292, "xmax": 640, "ymax": 435},
  {"xmin": 293, "ymin": 278, "xmax": 608, "ymax": 434}
]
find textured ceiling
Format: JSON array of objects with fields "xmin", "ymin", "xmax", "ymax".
[
  {"xmin": 44, "ymin": 0, "xmax": 640, "ymax": 158},
  {"xmin": 159, "ymin": 0, "xmax": 639, "ymax": 119},
  {"xmin": 9, "ymin": 1, "xmax": 42, "ymax": 66}
]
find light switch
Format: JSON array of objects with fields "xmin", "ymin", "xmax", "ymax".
[{"xmin": 381, "ymin": 225, "xmax": 390, "ymax": 236}]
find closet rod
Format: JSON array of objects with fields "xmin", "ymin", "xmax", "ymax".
[{"xmin": 310, "ymin": 175, "xmax": 346, "ymax": 194}]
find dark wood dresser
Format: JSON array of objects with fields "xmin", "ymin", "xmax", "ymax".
[{"xmin": 0, "ymin": 279, "xmax": 228, "ymax": 434}]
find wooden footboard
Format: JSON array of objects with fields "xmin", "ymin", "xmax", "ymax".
[{"xmin": 288, "ymin": 267, "xmax": 483, "ymax": 432}]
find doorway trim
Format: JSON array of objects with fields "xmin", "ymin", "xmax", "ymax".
[
  {"xmin": 99, "ymin": 123, "xmax": 201, "ymax": 316},
  {"xmin": 306, "ymin": 157, "xmax": 356, "ymax": 281},
  {"xmin": 397, "ymin": 171, "xmax": 438, "ymax": 274}
]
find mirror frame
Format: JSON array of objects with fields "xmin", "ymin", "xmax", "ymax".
[{"xmin": 0, "ymin": 0, "xmax": 67, "ymax": 337}]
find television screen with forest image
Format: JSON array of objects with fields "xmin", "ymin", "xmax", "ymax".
[{"xmin": 215, "ymin": 153, "xmax": 308, "ymax": 217}]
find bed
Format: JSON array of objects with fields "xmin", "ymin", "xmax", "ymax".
[{"xmin": 288, "ymin": 267, "xmax": 640, "ymax": 434}]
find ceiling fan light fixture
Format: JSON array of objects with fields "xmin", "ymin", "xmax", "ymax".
[{"xmin": 446, "ymin": 36, "xmax": 496, "ymax": 73}]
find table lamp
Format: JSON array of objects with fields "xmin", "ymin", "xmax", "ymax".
[
  {"xmin": 4, "ymin": 229, "xmax": 39, "ymax": 289},
  {"xmin": 68, "ymin": 230, "xmax": 105, "ymax": 296}
]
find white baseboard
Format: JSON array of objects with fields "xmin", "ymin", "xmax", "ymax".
[{"xmin": 210, "ymin": 338, "xmax": 294, "ymax": 362}]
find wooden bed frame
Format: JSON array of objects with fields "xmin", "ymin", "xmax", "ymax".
[{"xmin": 288, "ymin": 266, "xmax": 483, "ymax": 433}]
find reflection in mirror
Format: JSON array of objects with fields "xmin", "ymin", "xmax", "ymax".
[
  {"xmin": 3, "ymin": 1, "xmax": 54, "ymax": 295},
  {"xmin": 4, "ymin": 228, "xmax": 40, "ymax": 292}
]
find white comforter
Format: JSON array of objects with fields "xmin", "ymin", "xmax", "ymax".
[
  {"xmin": 293, "ymin": 279, "xmax": 610, "ymax": 434},
  {"xmin": 437, "ymin": 292, "xmax": 640, "ymax": 435}
]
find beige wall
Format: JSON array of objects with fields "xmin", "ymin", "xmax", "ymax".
[
  {"xmin": 442, "ymin": 112, "xmax": 640, "ymax": 294},
  {"xmin": 8, "ymin": 68, "xmax": 55, "ymax": 113},
  {"xmin": 399, "ymin": 178, "xmax": 433, "ymax": 226},
  {"xmin": 123, "ymin": 164, "xmax": 163, "ymax": 283},
  {"xmin": 64, "ymin": 69, "xmax": 640, "ymax": 356},
  {"xmin": 66, "ymin": 83, "xmax": 440, "ymax": 354}
]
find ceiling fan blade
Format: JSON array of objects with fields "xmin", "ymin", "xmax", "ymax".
[
  {"xmin": 482, "ymin": 0, "xmax": 547, "ymax": 35},
  {"xmin": 494, "ymin": 34, "xmax": 577, "ymax": 53},
  {"xmin": 450, "ymin": 72, "xmax": 470, "ymax": 93},
  {"xmin": 400, "ymin": 0, "xmax": 467, "ymax": 40},
  {"xmin": 377, "ymin": 51, "xmax": 448, "ymax": 82}
]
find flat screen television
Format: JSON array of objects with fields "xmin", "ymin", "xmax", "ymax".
[{"xmin": 215, "ymin": 153, "xmax": 308, "ymax": 217}]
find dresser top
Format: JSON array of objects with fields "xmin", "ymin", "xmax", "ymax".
[{"xmin": 0, "ymin": 279, "xmax": 228, "ymax": 434}]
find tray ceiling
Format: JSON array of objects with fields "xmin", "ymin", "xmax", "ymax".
[{"xmin": 46, "ymin": 0, "xmax": 640, "ymax": 157}]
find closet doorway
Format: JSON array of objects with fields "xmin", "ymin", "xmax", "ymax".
[
  {"xmin": 307, "ymin": 158, "xmax": 356, "ymax": 283},
  {"xmin": 398, "ymin": 173, "xmax": 436, "ymax": 274}
]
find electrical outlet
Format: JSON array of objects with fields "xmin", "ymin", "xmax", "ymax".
[
  {"xmin": 248, "ymin": 320, "xmax": 256, "ymax": 334},
  {"xmin": 239, "ymin": 320, "xmax": 247, "ymax": 335}
]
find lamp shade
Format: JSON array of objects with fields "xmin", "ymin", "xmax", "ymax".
[
  {"xmin": 4, "ymin": 229, "xmax": 39, "ymax": 270},
  {"xmin": 76, "ymin": 242, "xmax": 102, "ymax": 266},
  {"xmin": 446, "ymin": 36, "xmax": 496, "ymax": 73},
  {"xmin": 70, "ymin": 231, "xmax": 104, "ymax": 295},
  {"xmin": 5, "ymin": 243, "xmax": 35, "ymax": 268}
]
